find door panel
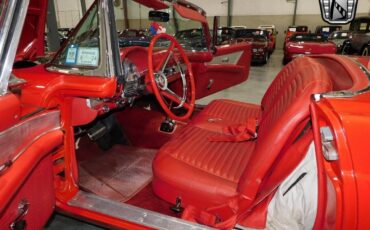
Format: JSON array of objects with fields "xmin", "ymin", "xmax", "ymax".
[
  {"xmin": 0, "ymin": 111, "xmax": 63, "ymax": 229},
  {"xmin": 192, "ymin": 42, "xmax": 251, "ymax": 99},
  {"xmin": 0, "ymin": 94, "xmax": 20, "ymax": 132}
]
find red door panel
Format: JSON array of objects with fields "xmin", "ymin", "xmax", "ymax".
[
  {"xmin": 192, "ymin": 42, "xmax": 251, "ymax": 99},
  {"xmin": 0, "ymin": 94, "xmax": 20, "ymax": 132},
  {"xmin": 0, "ymin": 111, "xmax": 63, "ymax": 229}
]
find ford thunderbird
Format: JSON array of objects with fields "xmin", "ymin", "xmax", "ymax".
[
  {"xmin": 283, "ymin": 33, "xmax": 337, "ymax": 64},
  {"xmin": 1, "ymin": 0, "xmax": 370, "ymax": 230}
]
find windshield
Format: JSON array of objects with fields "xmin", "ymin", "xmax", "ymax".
[
  {"xmin": 289, "ymin": 34, "xmax": 325, "ymax": 42},
  {"xmin": 51, "ymin": 3, "xmax": 100, "ymax": 69},
  {"xmin": 115, "ymin": 0, "xmax": 208, "ymax": 51},
  {"xmin": 329, "ymin": 31, "xmax": 349, "ymax": 39},
  {"xmin": 235, "ymin": 29, "xmax": 267, "ymax": 40}
]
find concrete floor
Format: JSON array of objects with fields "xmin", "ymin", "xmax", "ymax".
[{"xmin": 45, "ymin": 50, "xmax": 285, "ymax": 229}]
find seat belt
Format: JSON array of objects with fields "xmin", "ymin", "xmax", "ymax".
[
  {"xmin": 208, "ymin": 118, "xmax": 258, "ymax": 142},
  {"xmin": 183, "ymin": 124, "xmax": 313, "ymax": 229}
]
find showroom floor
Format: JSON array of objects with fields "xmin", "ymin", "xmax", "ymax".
[{"xmin": 44, "ymin": 50, "xmax": 284, "ymax": 229}]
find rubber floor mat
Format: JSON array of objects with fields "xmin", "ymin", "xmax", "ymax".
[{"xmin": 78, "ymin": 145, "xmax": 156, "ymax": 202}]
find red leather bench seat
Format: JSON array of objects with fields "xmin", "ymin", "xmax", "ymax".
[
  {"xmin": 153, "ymin": 125, "xmax": 256, "ymax": 209},
  {"xmin": 152, "ymin": 57, "xmax": 333, "ymax": 211},
  {"xmin": 190, "ymin": 58, "xmax": 314, "ymax": 133}
]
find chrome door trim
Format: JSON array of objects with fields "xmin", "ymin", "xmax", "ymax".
[
  {"xmin": 68, "ymin": 191, "xmax": 212, "ymax": 230},
  {"xmin": 0, "ymin": 111, "xmax": 61, "ymax": 172}
]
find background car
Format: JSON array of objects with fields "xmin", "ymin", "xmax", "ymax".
[
  {"xmin": 342, "ymin": 17, "xmax": 370, "ymax": 56},
  {"xmin": 175, "ymin": 28, "xmax": 208, "ymax": 51},
  {"xmin": 328, "ymin": 30, "xmax": 351, "ymax": 53},
  {"xmin": 234, "ymin": 28, "xmax": 270, "ymax": 64},
  {"xmin": 284, "ymin": 25, "xmax": 309, "ymax": 43},
  {"xmin": 315, "ymin": 25, "xmax": 342, "ymax": 40},
  {"xmin": 283, "ymin": 33, "xmax": 337, "ymax": 64},
  {"xmin": 118, "ymin": 29, "xmax": 152, "ymax": 47},
  {"xmin": 258, "ymin": 24, "xmax": 278, "ymax": 52}
]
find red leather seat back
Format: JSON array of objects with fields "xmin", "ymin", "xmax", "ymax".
[
  {"xmin": 237, "ymin": 57, "xmax": 333, "ymax": 200},
  {"xmin": 261, "ymin": 58, "xmax": 313, "ymax": 114}
]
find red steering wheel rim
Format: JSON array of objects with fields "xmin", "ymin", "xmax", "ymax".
[{"xmin": 147, "ymin": 33, "xmax": 195, "ymax": 121}]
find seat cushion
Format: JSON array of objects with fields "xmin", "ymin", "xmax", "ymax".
[
  {"xmin": 191, "ymin": 99, "xmax": 261, "ymax": 133},
  {"xmin": 152, "ymin": 57, "xmax": 333, "ymax": 214},
  {"xmin": 153, "ymin": 125, "xmax": 255, "ymax": 209}
]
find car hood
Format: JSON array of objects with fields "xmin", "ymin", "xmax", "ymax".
[
  {"xmin": 16, "ymin": 0, "xmax": 47, "ymax": 61},
  {"xmin": 286, "ymin": 41, "xmax": 336, "ymax": 53}
]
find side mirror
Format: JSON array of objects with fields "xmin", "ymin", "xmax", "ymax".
[
  {"xmin": 212, "ymin": 16, "xmax": 220, "ymax": 51},
  {"xmin": 284, "ymin": 30, "xmax": 287, "ymax": 34},
  {"xmin": 149, "ymin": 11, "xmax": 169, "ymax": 22}
]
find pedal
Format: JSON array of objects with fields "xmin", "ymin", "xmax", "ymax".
[
  {"xmin": 87, "ymin": 121, "xmax": 108, "ymax": 141},
  {"xmin": 170, "ymin": 197, "xmax": 184, "ymax": 214},
  {"xmin": 160, "ymin": 118, "xmax": 176, "ymax": 133}
]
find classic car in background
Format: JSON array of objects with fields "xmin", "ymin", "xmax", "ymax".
[
  {"xmin": 314, "ymin": 25, "xmax": 342, "ymax": 40},
  {"xmin": 328, "ymin": 30, "xmax": 351, "ymax": 53},
  {"xmin": 258, "ymin": 24, "xmax": 278, "ymax": 52},
  {"xmin": 118, "ymin": 29, "xmax": 152, "ymax": 47},
  {"xmin": 175, "ymin": 28, "xmax": 208, "ymax": 51},
  {"xmin": 284, "ymin": 25, "xmax": 309, "ymax": 42},
  {"xmin": 342, "ymin": 17, "xmax": 370, "ymax": 56},
  {"xmin": 233, "ymin": 28, "xmax": 270, "ymax": 64},
  {"xmin": 283, "ymin": 33, "xmax": 337, "ymax": 64},
  {"xmin": 216, "ymin": 27, "xmax": 235, "ymax": 45},
  {"xmin": 1, "ymin": 0, "xmax": 370, "ymax": 229}
]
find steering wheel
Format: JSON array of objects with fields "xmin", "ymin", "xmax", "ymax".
[{"xmin": 147, "ymin": 33, "xmax": 195, "ymax": 121}]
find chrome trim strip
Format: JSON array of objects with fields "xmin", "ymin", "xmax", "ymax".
[
  {"xmin": 208, "ymin": 51, "xmax": 243, "ymax": 65},
  {"xmin": 0, "ymin": 111, "xmax": 61, "ymax": 172},
  {"xmin": 68, "ymin": 191, "xmax": 212, "ymax": 230},
  {"xmin": 0, "ymin": 0, "xmax": 30, "ymax": 96}
]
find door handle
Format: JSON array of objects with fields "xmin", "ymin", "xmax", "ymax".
[
  {"xmin": 207, "ymin": 79, "xmax": 214, "ymax": 90},
  {"xmin": 221, "ymin": 57, "xmax": 229, "ymax": 63}
]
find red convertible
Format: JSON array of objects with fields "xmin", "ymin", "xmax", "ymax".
[
  {"xmin": 284, "ymin": 33, "xmax": 337, "ymax": 64},
  {"xmin": 1, "ymin": 0, "xmax": 370, "ymax": 230},
  {"xmin": 233, "ymin": 28, "xmax": 270, "ymax": 64}
]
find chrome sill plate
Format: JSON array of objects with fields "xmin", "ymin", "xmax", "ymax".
[{"xmin": 68, "ymin": 191, "xmax": 212, "ymax": 230}]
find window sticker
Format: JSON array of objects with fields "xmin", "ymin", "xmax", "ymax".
[
  {"xmin": 65, "ymin": 45, "xmax": 78, "ymax": 64},
  {"xmin": 76, "ymin": 47, "xmax": 99, "ymax": 67},
  {"xmin": 289, "ymin": 28, "xmax": 297, "ymax": 32},
  {"xmin": 322, "ymin": 27, "xmax": 330, "ymax": 32}
]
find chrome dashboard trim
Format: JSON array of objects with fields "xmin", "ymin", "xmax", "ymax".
[
  {"xmin": 68, "ymin": 191, "xmax": 212, "ymax": 230},
  {"xmin": 0, "ymin": 111, "xmax": 61, "ymax": 173}
]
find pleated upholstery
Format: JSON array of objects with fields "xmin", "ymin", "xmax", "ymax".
[
  {"xmin": 152, "ymin": 57, "xmax": 333, "ymax": 210},
  {"xmin": 190, "ymin": 100, "xmax": 261, "ymax": 133}
]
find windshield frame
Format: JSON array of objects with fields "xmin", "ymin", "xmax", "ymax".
[
  {"xmin": 0, "ymin": 0, "xmax": 30, "ymax": 96},
  {"xmin": 47, "ymin": 0, "xmax": 123, "ymax": 79}
]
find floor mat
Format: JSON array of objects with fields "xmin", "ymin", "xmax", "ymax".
[{"xmin": 78, "ymin": 145, "xmax": 156, "ymax": 202}]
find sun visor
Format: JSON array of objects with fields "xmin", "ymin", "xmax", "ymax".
[
  {"xmin": 134, "ymin": 0, "xmax": 168, "ymax": 10},
  {"xmin": 173, "ymin": 4, "xmax": 207, "ymax": 24}
]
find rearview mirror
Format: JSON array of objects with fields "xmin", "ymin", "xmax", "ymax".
[{"xmin": 149, "ymin": 11, "xmax": 169, "ymax": 22}]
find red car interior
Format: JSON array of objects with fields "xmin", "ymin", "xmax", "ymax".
[
  {"xmin": 193, "ymin": 43, "xmax": 251, "ymax": 99},
  {"xmin": 2, "ymin": 0, "xmax": 370, "ymax": 228},
  {"xmin": 152, "ymin": 55, "xmax": 368, "ymax": 227}
]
